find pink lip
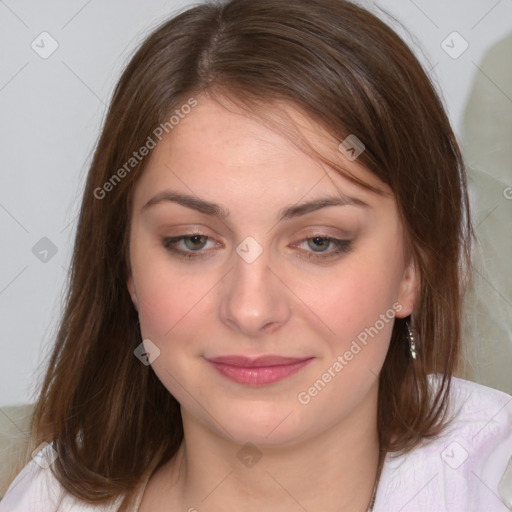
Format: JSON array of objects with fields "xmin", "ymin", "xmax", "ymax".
[{"xmin": 206, "ymin": 355, "xmax": 314, "ymax": 385}]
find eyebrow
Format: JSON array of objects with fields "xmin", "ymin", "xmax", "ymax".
[{"xmin": 141, "ymin": 190, "xmax": 369, "ymax": 222}]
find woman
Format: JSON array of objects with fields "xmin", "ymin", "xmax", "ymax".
[{"xmin": 1, "ymin": 0, "xmax": 511, "ymax": 510}]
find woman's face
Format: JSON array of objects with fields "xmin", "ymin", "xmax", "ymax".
[{"xmin": 127, "ymin": 95, "xmax": 417, "ymax": 446}]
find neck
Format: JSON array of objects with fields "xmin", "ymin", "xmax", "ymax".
[{"xmin": 144, "ymin": 382, "xmax": 381, "ymax": 512}]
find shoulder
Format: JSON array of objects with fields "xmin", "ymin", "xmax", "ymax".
[
  {"xmin": 0, "ymin": 443, "xmax": 122, "ymax": 512},
  {"xmin": 375, "ymin": 376, "xmax": 512, "ymax": 512}
]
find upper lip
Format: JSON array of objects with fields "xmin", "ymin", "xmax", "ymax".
[{"xmin": 206, "ymin": 355, "xmax": 313, "ymax": 367}]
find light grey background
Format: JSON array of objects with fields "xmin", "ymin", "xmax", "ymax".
[{"xmin": 1, "ymin": 0, "xmax": 512, "ymax": 406}]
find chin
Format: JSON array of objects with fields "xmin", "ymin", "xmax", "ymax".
[{"xmin": 203, "ymin": 401, "xmax": 321, "ymax": 448}]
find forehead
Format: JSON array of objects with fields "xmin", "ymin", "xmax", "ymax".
[{"xmin": 133, "ymin": 95, "xmax": 390, "ymax": 208}]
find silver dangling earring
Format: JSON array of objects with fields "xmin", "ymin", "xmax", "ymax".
[{"xmin": 406, "ymin": 320, "xmax": 417, "ymax": 360}]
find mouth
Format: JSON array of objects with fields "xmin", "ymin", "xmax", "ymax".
[{"xmin": 205, "ymin": 355, "xmax": 314, "ymax": 386}]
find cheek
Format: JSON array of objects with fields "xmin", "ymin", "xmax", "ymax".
[
  {"xmin": 136, "ymin": 271, "xmax": 214, "ymax": 343},
  {"xmin": 290, "ymin": 259, "xmax": 401, "ymax": 421},
  {"xmin": 299, "ymin": 258, "xmax": 402, "ymax": 337},
  {"xmin": 130, "ymin": 241, "xmax": 214, "ymax": 343}
]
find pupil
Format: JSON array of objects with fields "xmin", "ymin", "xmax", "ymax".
[
  {"xmin": 309, "ymin": 237, "xmax": 329, "ymax": 251},
  {"xmin": 186, "ymin": 235, "xmax": 206, "ymax": 250}
]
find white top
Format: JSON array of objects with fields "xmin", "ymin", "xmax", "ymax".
[{"xmin": 1, "ymin": 377, "xmax": 511, "ymax": 512}]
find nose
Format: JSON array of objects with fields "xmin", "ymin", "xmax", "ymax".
[{"xmin": 219, "ymin": 245, "xmax": 291, "ymax": 337}]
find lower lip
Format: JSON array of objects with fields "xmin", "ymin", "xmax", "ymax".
[{"xmin": 207, "ymin": 359, "xmax": 313, "ymax": 385}]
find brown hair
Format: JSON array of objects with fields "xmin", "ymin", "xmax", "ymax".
[{"xmin": 26, "ymin": 0, "xmax": 471, "ymax": 507}]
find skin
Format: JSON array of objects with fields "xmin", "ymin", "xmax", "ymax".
[{"xmin": 128, "ymin": 94, "xmax": 417, "ymax": 512}]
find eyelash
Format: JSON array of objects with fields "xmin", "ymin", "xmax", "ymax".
[{"xmin": 162, "ymin": 233, "xmax": 353, "ymax": 261}]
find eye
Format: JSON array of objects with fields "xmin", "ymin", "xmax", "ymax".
[
  {"xmin": 162, "ymin": 233, "xmax": 220, "ymax": 260},
  {"xmin": 294, "ymin": 236, "xmax": 352, "ymax": 260},
  {"xmin": 162, "ymin": 233, "xmax": 352, "ymax": 262}
]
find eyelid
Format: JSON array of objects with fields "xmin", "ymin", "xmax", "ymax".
[{"xmin": 297, "ymin": 225, "xmax": 355, "ymax": 239}]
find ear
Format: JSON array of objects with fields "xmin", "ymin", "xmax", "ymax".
[
  {"xmin": 127, "ymin": 275, "xmax": 139, "ymax": 312},
  {"xmin": 395, "ymin": 257, "xmax": 418, "ymax": 318}
]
